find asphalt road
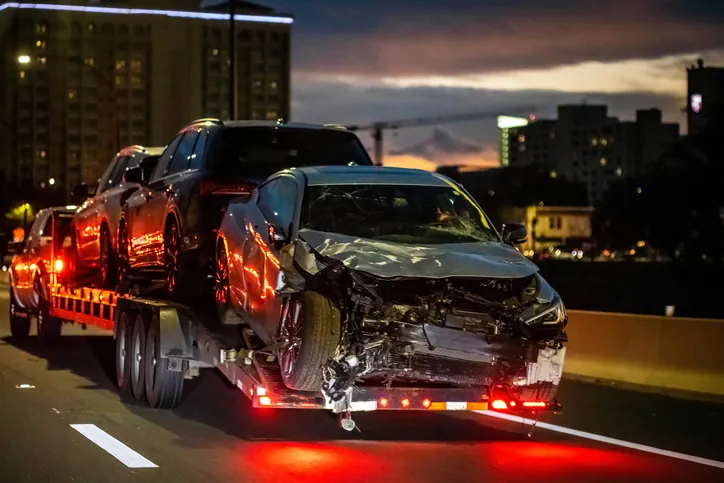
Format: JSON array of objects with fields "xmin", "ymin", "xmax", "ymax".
[{"xmin": 1, "ymin": 287, "xmax": 723, "ymax": 482}]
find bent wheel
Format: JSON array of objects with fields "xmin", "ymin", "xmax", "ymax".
[
  {"xmin": 279, "ymin": 291, "xmax": 341, "ymax": 391},
  {"xmin": 144, "ymin": 316, "xmax": 184, "ymax": 409},
  {"xmin": 115, "ymin": 312, "xmax": 133, "ymax": 394}
]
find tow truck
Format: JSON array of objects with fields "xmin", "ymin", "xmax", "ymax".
[{"xmin": 9, "ymin": 207, "xmax": 563, "ymax": 432}]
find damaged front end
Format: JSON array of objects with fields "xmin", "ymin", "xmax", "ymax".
[{"xmin": 282, "ymin": 235, "xmax": 568, "ymax": 412}]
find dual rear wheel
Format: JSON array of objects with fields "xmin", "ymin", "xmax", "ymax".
[{"xmin": 115, "ymin": 311, "xmax": 184, "ymax": 409}]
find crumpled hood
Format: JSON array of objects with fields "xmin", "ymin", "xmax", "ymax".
[{"xmin": 298, "ymin": 229, "xmax": 539, "ymax": 279}]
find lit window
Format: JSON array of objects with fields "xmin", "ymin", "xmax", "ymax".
[
  {"xmin": 88, "ymin": 23, "xmax": 95, "ymax": 31},
  {"xmin": 36, "ymin": 40, "xmax": 46, "ymax": 49},
  {"xmin": 550, "ymin": 171, "xmax": 558, "ymax": 179},
  {"xmin": 84, "ymin": 57, "xmax": 95, "ymax": 67},
  {"xmin": 19, "ymin": 71, "xmax": 26, "ymax": 79},
  {"xmin": 115, "ymin": 60, "xmax": 126, "ymax": 71},
  {"xmin": 212, "ymin": 48, "xmax": 219, "ymax": 56},
  {"xmin": 616, "ymin": 167, "xmax": 623, "ymax": 176},
  {"xmin": 115, "ymin": 75, "xmax": 124, "ymax": 86},
  {"xmin": 68, "ymin": 89, "xmax": 77, "ymax": 99},
  {"xmin": 601, "ymin": 138, "xmax": 608, "ymax": 146},
  {"xmin": 270, "ymin": 80, "xmax": 278, "ymax": 90},
  {"xmin": 39, "ymin": 150, "xmax": 47, "ymax": 159},
  {"xmin": 600, "ymin": 157, "xmax": 607, "ymax": 167},
  {"xmin": 254, "ymin": 79, "xmax": 262, "ymax": 88},
  {"xmin": 38, "ymin": 56, "xmax": 47, "ymax": 64},
  {"xmin": 130, "ymin": 59, "xmax": 142, "ymax": 72},
  {"xmin": 36, "ymin": 23, "xmax": 47, "ymax": 34},
  {"xmin": 591, "ymin": 137, "xmax": 598, "ymax": 146}
]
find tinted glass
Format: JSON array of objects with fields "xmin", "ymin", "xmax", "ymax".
[
  {"xmin": 96, "ymin": 157, "xmax": 120, "ymax": 194},
  {"xmin": 189, "ymin": 131, "xmax": 207, "ymax": 170},
  {"xmin": 208, "ymin": 127, "xmax": 373, "ymax": 179},
  {"xmin": 258, "ymin": 176, "xmax": 297, "ymax": 232},
  {"xmin": 151, "ymin": 134, "xmax": 183, "ymax": 182},
  {"xmin": 168, "ymin": 131, "xmax": 198, "ymax": 175},
  {"xmin": 300, "ymin": 184, "xmax": 497, "ymax": 244}
]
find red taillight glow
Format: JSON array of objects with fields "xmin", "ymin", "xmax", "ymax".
[
  {"xmin": 259, "ymin": 396, "xmax": 272, "ymax": 406},
  {"xmin": 379, "ymin": 398, "xmax": 388, "ymax": 407},
  {"xmin": 491, "ymin": 399, "xmax": 508, "ymax": 410},
  {"xmin": 401, "ymin": 398, "xmax": 410, "ymax": 408},
  {"xmin": 256, "ymin": 387, "xmax": 267, "ymax": 396},
  {"xmin": 199, "ymin": 180, "xmax": 254, "ymax": 196},
  {"xmin": 54, "ymin": 258, "xmax": 64, "ymax": 272},
  {"xmin": 509, "ymin": 401, "xmax": 516, "ymax": 407},
  {"xmin": 422, "ymin": 399, "xmax": 431, "ymax": 408},
  {"xmin": 522, "ymin": 401, "xmax": 547, "ymax": 408}
]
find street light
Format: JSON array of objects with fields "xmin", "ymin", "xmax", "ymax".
[
  {"xmin": 48, "ymin": 178, "xmax": 55, "ymax": 186},
  {"xmin": 17, "ymin": 55, "xmax": 30, "ymax": 64}
]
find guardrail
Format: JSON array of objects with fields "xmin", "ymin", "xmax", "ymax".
[{"xmin": 565, "ymin": 310, "xmax": 724, "ymax": 397}]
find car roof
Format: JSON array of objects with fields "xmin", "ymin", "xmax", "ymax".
[
  {"xmin": 187, "ymin": 119, "xmax": 353, "ymax": 134},
  {"xmin": 37, "ymin": 205, "xmax": 78, "ymax": 216},
  {"xmin": 117, "ymin": 145, "xmax": 165, "ymax": 157},
  {"xmin": 293, "ymin": 166, "xmax": 454, "ymax": 187}
]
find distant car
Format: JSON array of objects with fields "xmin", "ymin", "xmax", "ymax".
[
  {"xmin": 8, "ymin": 206, "xmax": 75, "ymax": 344},
  {"xmin": 71, "ymin": 145, "xmax": 163, "ymax": 288},
  {"xmin": 118, "ymin": 119, "xmax": 374, "ymax": 299},
  {"xmin": 215, "ymin": 166, "xmax": 567, "ymax": 404}
]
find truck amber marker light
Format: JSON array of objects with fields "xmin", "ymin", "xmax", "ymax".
[{"xmin": 0, "ymin": 3, "xmax": 294, "ymax": 24}]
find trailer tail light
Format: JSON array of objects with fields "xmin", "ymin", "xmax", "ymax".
[
  {"xmin": 422, "ymin": 399, "xmax": 431, "ymax": 408},
  {"xmin": 401, "ymin": 398, "xmax": 410, "ymax": 408},
  {"xmin": 491, "ymin": 399, "xmax": 508, "ymax": 410},
  {"xmin": 379, "ymin": 398, "xmax": 388, "ymax": 408},
  {"xmin": 54, "ymin": 258, "xmax": 64, "ymax": 272},
  {"xmin": 258, "ymin": 396, "xmax": 272, "ymax": 406},
  {"xmin": 256, "ymin": 387, "xmax": 267, "ymax": 396},
  {"xmin": 522, "ymin": 401, "xmax": 547, "ymax": 408},
  {"xmin": 199, "ymin": 180, "xmax": 255, "ymax": 196}
]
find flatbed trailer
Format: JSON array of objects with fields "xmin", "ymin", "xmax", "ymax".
[{"xmin": 46, "ymin": 282, "xmax": 562, "ymax": 429}]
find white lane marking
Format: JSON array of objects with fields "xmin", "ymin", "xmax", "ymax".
[
  {"xmin": 477, "ymin": 411, "xmax": 724, "ymax": 470},
  {"xmin": 70, "ymin": 424, "xmax": 158, "ymax": 469}
]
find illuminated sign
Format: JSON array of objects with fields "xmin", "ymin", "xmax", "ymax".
[
  {"xmin": 0, "ymin": 2, "xmax": 294, "ymax": 24},
  {"xmin": 691, "ymin": 94, "xmax": 702, "ymax": 113},
  {"xmin": 497, "ymin": 116, "xmax": 529, "ymax": 129}
]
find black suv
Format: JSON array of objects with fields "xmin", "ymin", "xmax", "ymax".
[{"xmin": 119, "ymin": 119, "xmax": 373, "ymax": 298}]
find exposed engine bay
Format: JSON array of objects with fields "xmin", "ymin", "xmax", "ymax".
[{"xmin": 287, "ymin": 244, "xmax": 569, "ymax": 409}]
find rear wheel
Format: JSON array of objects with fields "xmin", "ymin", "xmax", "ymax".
[
  {"xmin": 163, "ymin": 219, "xmax": 181, "ymax": 298},
  {"xmin": 100, "ymin": 225, "xmax": 117, "ymax": 289},
  {"xmin": 144, "ymin": 316, "xmax": 184, "ymax": 409},
  {"xmin": 130, "ymin": 314, "xmax": 147, "ymax": 401},
  {"xmin": 115, "ymin": 312, "xmax": 133, "ymax": 394},
  {"xmin": 9, "ymin": 289, "xmax": 30, "ymax": 342},
  {"xmin": 37, "ymin": 302, "xmax": 61, "ymax": 347},
  {"xmin": 279, "ymin": 291, "xmax": 341, "ymax": 391}
]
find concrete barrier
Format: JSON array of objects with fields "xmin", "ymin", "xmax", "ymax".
[{"xmin": 565, "ymin": 310, "xmax": 724, "ymax": 397}]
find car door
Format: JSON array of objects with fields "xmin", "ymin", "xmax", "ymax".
[
  {"xmin": 75, "ymin": 156, "xmax": 122, "ymax": 267},
  {"xmin": 143, "ymin": 130, "xmax": 199, "ymax": 267},
  {"xmin": 246, "ymin": 174, "xmax": 300, "ymax": 337},
  {"xmin": 126, "ymin": 135, "xmax": 183, "ymax": 266},
  {"xmin": 18, "ymin": 211, "xmax": 51, "ymax": 309}
]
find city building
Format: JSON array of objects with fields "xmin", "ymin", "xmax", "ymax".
[
  {"xmin": 0, "ymin": 0, "xmax": 292, "ymax": 193},
  {"xmin": 504, "ymin": 204, "xmax": 594, "ymax": 254},
  {"xmin": 504, "ymin": 105, "xmax": 679, "ymax": 204},
  {"xmin": 497, "ymin": 115, "xmax": 528, "ymax": 167},
  {"xmin": 687, "ymin": 58, "xmax": 724, "ymax": 136}
]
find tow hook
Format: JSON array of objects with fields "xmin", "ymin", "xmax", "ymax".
[{"xmin": 339, "ymin": 411, "xmax": 356, "ymax": 432}]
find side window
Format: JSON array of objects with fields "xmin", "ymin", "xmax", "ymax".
[
  {"xmin": 109, "ymin": 156, "xmax": 131, "ymax": 188},
  {"xmin": 96, "ymin": 157, "xmax": 120, "ymax": 195},
  {"xmin": 151, "ymin": 134, "xmax": 183, "ymax": 182},
  {"xmin": 27, "ymin": 212, "xmax": 50, "ymax": 248},
  {"xmin": 189, "ymin": 131, "xmax": 207, "ymax": 170},
  {"xmin": 257, "ymin": 176, "xmax": 298, "ymax": 232},
  {"xmin": 168, "ymin": 131, "xmax": 198, "ymax": 175}
]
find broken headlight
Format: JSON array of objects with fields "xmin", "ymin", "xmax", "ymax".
[{"xmin": 521, "ymin": 275, "xmax": 567, "ymax": 326}]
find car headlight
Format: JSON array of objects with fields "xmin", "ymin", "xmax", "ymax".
[{"xmin": 520, "ymin": 274, "xmax": 567, "ymax": 326}]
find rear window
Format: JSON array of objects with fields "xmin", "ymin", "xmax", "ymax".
[{"xmin": 208, "ymin": 127, "xmax": 373, "ymax": 178}]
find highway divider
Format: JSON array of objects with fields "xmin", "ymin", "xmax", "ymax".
[{"xmin": 564, "ymin": 310, "xmax": 724, "ymax": 397}]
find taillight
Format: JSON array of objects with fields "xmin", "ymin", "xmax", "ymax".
[
  {"xmin": 491, "ymin": 399, "xmax": 508, "ymax": 410},
  {"xmin": 199, "ymin": 180, "xmax": 255, "ymax": 196},
  {"xmin": 54, "ymin": 258, "xmax": 64, "ymax": 272},
  {"xmin": 522, "ymin": 401, "xmax": 547, "ymax": 408}
]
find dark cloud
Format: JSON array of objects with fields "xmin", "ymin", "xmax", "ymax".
[
  {"xmin": 390, "ymin": 128, "xmax": 482, "ymax": 161},
  {"xmin": 263, "ymin": 0, "xmax": 724, "ymax": 77},
  {"xmin": 290, "ymin": 81, "xmax": 685, "ymax": 158}
]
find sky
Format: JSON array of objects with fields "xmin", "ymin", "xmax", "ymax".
[{"xmin": 258, "ymin": 0, "xmax": 724, "ymax": 170}]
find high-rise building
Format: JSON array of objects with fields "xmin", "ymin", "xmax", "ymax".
[
  {"xmin": 505, "ymin": 105, "xmax": 679, "ymax": 204},
  {"xmin": 0, "ymin": 0, "xmax": 293, "ymax": 193},
  {"xmin": 497, "ymin": 115, "xmax": 528, "ymax": 167},
  {"xmin": 687, "ymin": 58, "xmax": 724, "ymax": 136}
]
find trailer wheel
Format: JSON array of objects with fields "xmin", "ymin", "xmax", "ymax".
[
  {"xmin": 144, "ymin": 315, "xmax": 184, "ymax": 409},
  {"xmin": 279, "ymin": 291, "xmax": 340, "ymax": 391},
  {"xmin": 37, "ymin": 302, "xmax": 61, "ymax": 347},
  {"xmin": 115, "ymin": 312, "xmax": 133, "ymax": 394},
  {"xmin": 9, "ymin": 288, "xmax": 30, "ymax": 342},
  {"xmin": 130, "ymin": 313, "xmax": 148, "ymax": 401}
]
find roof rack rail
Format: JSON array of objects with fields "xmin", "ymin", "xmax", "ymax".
[
  {"xmin": 324, "ymin": 124, "xmax": 348, "ymax": 129},
  {"xmin": 187, "ymin": 118, "xmax": 223, "ymax": 126}
]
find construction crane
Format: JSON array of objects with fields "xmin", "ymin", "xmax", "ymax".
[{"xmin": 346, "ymin": 107, "xmax": 536, "ymax": 165}]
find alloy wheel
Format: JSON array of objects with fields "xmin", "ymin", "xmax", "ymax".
[
  {"xmin": 279, "ymin": 300, "xmax": 303, "ymax": 381},
  {"xmin": 215, "ymin": 243, "xmax": 230, "ymax": 305},
  {"xmin": 164, "ymin": 222, "xmax": 180, "ymax": 293}
]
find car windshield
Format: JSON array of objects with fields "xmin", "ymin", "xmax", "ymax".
[
  {"xmin": 300, "ymin": 184, "xmax": 498, "ymax": 244},
  {"xmin": 210, "ymin": 127, "xmax": 373, "ymax": 178}
]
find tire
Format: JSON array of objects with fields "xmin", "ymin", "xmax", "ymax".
[
  {"xmin": 115, "ymin": 312, "xmax": 133, "ymax": 394},
  {"xmin": 144, "ymin": 315, "xmax": 184, "ymax": 409},
  {"xmin": 279, "ymin": 291, "xmax": 341, "ymax": 391},
  {"xmin": 130, "ymin": 313, "xmax": 147, "ymax": 401},
  {"xmin": 163, "ymin": 219, "xmax": 182, "ymax": 299},
  {"xmin": 214, "ymin": 239, "xmax": 242, "ymax": 324},
  {"xmin": 100, "ymin": 225, "xmax": 118, "ymax": 289},
  {"xmin": 9, "ymin": 288, "xmax": 30, "ymax": 342},
  {"xmin": 37, "ymin": 302, "xmax": 61, "ymax": 347}
]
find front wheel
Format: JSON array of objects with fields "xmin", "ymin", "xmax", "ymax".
[
  {"xmin": 163, "ymin": 220, "xmax": 181, "ymax": 298},
  {"xmin": 279, "ymin": 291, "xmax": 341, "ymax": 391}
]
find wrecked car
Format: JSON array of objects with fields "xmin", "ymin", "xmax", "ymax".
[{"xmin": 215, "ymin": 166, "xmax": 567, "ymax": 408}]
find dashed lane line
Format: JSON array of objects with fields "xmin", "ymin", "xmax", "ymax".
[
  {"xmin": 477, "ymin": 410, "xmax": 724, "ymax": 470},
  {"xmin": 70, "ymin": 424, "xmax": 158, "ymax": 469}
]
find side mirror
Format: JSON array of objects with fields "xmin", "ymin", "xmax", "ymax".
[
  {"xmin": 124, "ymin": 166, "xmax": 144, "ymax": 185},
  {"xmin": 267, "ymin": 222, "xmax": 291, "ymax": 247},
  {"xmin": 71, "ymin": 183, "xmax": 89, "ymax": 198},
  {"xmin": 502, "ymin": 223, "xmax": 528, "ymax": 245}
]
